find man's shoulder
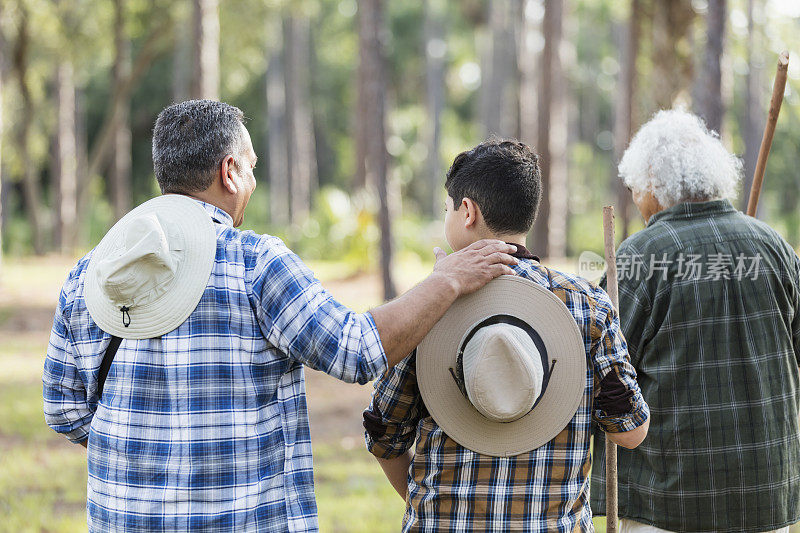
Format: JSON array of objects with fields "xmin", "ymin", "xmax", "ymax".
[
  {"xmin": 70, "ymin": 250, "xmax": 94, "ymax": 279},
  {"xmin": 216, "ymin": 227, "xmax": 295, "ymax": 265},
  {"xmin": 516, "ymin": 261, "xmax": 612, "ymax": 313},
  {"xmin": 58, "ymin": 251, "xmax": 94, "ymax": 311},
  {"xmin": 617, "ymin": 225, "xmax": 666, "ymax": 256},
  {"xmin": 622, "ymin": 209, "xmax": 798, "ymax": 264},
  {"xmin": 741, "ymin": 213, "xmax": 798, "ymax": 253},
  {"xmin": 216, "ymin": 225, "xmax": 277, "ymax": 251},
  {"xmin": 222, "ymin": 230, "xmax": 320, "ymax": 295}
]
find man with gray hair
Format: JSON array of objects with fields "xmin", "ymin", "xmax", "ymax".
[
  {"xmin": 43, "ymin": 100, "xmax": 519, "ymax": 532},
  {"xmin": 591, "ymin": 109, "xmax": 800, "ymax": 532}
]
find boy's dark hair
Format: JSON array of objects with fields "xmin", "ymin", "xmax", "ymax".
[{"xmin": 445, "ymin": 139, "xmax": 542, "ymax": 234}]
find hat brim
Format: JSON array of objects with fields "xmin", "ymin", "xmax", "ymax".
[
  {"xmin": 84, "ymin": 194, "xmax": 217, "ymax": 339},
  {"xmin": 416, "ymin": 275, "xmax": 586, "ymax": 457}
]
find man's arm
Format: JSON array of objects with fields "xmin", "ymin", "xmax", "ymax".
[
  {"xmin": 43, "ymin": 286, "xmax": 95, "ymax": 446},
  {"xmin": 254, "ymin": 238, "xmax": 517, "ymax": 383},
  {"xmin": 376, "ymin": 452, "xmax": 413, "ymax": 499},
  {"xmin": 371, "ymin": 240, "xmax": 518, "ymax": 367}
]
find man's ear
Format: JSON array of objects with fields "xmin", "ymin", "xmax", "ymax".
[
  {"xmin": 220, "ymin": 155, "xmax": 238, "ymax": 195},
  {"xmin": 462, "ymin": 198, "xmax": 481, "ymax": 229}
]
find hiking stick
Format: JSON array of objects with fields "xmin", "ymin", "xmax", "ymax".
[
  {"xmin": 602, "ymin": 206, "xmax": 619, "ymax": 533},
  {"xmin": 746, "ymin": 51, "xmax": 789, "ymax": 217}
]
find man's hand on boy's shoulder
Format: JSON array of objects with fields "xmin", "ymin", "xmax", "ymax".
[
  {"xmin": 432, "ymin": 240, "xmax": 518, "ymax": 297},
  {"xmin": 370, "ymin": 240, "xmax": 517, "ymax": 368}
]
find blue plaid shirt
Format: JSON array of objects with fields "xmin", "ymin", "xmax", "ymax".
[{"xmin": 43, "ymin": 199, "xmax": 387, "ymax": 532}]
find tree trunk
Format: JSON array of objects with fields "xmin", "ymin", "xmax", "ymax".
[
  {"xmin": 13, "ymin": 8, "xmax": 46, "ymax": 255},
  {"xmin": 111, "ymin": 0, "xmax": 132, "ymax": 221},
  {"xmin": 424, "ymin": 0, "xmax": 446, "ymax": 217},
  {"xmin": 54, "ymin": 62, "xmax": 78, "ymax": 253},
  {"xmin": 741, "ymin": 0, "xmax": 763, "ymax": 212},
  {"xmin": 500, "ymin": 1, "xmax": 520, "ymax": 139},
  {"xmin": 530, "ymin": 0, "xmax": 553, "ymax": 258},
  {"xmin": 359, "ymin": 0, "xmax": 396, "ymax": 300},
  {"xmin": 478, "ymin": 11, "xmax": 496, "ymax": 136},
  {"xmin": 652, "ymin": 0, "xmax": 694, "ymax": 109},
  {"xmin": 354, "ymin": 7, "xmax": 368, "ymax": 190},
  {"xmin": 480, "ymin": 0, "xmax": 518, "ymax": 137},
  {"xmin": 694, "ymin": 0, "xmax": 725, "ymax": 133},
  {"xmin": 191, "ymin": 0, "xmax": 219, "ymax": 100},
  {"xmin": 530, "ymin": 0, "xmax": 565, "ymax": 260},
  {"xmin": 518, "ymin": 0, "xmax": 541, "ymax": 150},
  {"xmin": 87, "ymin": 18, "xmax": 172, "ymax": 188},
  {"xmin": 172, "ymin": 22, "xmax": 191, "ymax": 102},
  {"xmin": 266, "ymin": 17, "xmax": 290, "ymax": 226},
  {"xmin": 614, "ymin": 0, "xmax": 641, "ymax": 239},
  {"xmin": 547, "ymin": 0, "xmax": 567, "ymax": 260},
  {"xmin": 284, "ymin": 16, "xmax": 317, "ymax": 224},
  {"xmin": 75, "ymin": 89, "xmax": 91, "ymax": 246}
]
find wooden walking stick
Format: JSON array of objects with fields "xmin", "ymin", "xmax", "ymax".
[
  {"xmin": 746, "ymin": 51, "xmax": 789, "ymax": 217},
  {"xmin": 602, "ymin": 206, "xmax": 620, "ymax": 533}
]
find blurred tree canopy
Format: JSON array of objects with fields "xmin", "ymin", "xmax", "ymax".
[{"xmin": 0, "ymin": 0, "xmax": 798, "ymax": 277}]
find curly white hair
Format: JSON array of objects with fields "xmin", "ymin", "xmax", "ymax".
[{"xmin": 619, "ymin": 109, "xmax": 742, "ymax": 208}]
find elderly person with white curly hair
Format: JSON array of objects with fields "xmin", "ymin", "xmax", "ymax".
[{"xmin": 590, "ymin": 109, "xmax": 800, "ymax": 533}]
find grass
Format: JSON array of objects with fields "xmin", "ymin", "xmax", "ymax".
[
  {"xmin": 0, "ymin": 335, "xmax": 49, "ymax": 384},
  {"xmin": 313, "ymin": 445, "xmax": 405, "ymax": 532},
  {"xmin": 0, "ymin": 441, "xmax": 87, "ymax": 533},
  {"xmin": 0, "ymin": 378, "xmax": 88, "ymax": 532}
]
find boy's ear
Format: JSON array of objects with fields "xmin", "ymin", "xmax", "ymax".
[{"xmin": 462, "ymin": 198, "xmax": 481, "ymax": 229}]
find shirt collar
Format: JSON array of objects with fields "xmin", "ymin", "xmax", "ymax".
[
  {"xmin": 508, "ymin": 242, "xmax": 540, "ymax": 261},
  {"xmin": 646, "ymin": 199, "xmax": 737, "ymax": 227},
  {"xmin": 187, "ymin": 197, "xmax": 234, "ymax": 227}
]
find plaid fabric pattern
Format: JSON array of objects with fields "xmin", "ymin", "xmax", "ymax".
[
  {"xmin": 591, "ymin": 200, "xmax": 800, "ymax": 532},
  {"xmin": 365, "ymin": 259, "xmax": 649, "ymax": 532},
  {"xmin": 43, "ymin": 199, "xmax": 387, "ymax": 532}
]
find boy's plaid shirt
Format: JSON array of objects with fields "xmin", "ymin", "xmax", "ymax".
[
  {"xmin": 364, "ymin": 258, "xmax": 649, "ymax": 532},
  {"xmin": 591, "ymin": 200, "xmax": 800, "ymax": 532},
  {"xmin": 43, "ymin": 199, "xmax": 387, "ymax": 532}
]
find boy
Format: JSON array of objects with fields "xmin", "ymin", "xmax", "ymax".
[{"xmin": 363, "ymin": 139, "xmax": 650, "ymax": 531}]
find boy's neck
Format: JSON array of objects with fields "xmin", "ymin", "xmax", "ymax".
[
  {"xmin": 500, "ymin": 234, "xmax": 528, "ymax": 247},
  {"xmin": 463, "ymin": 232, "xmax": 528, "ymax": 249},
  {"xmin": 487, "ymin": 233, "xmax": 528, "ymax": 247}
]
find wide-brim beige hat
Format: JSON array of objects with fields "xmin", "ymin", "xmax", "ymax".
[
  {"xmin": 416, "ymin": 275, "xmax": 586, "ymax": 457},
  {"xmin": 85, "ymin": 194, "xmax": 216, "ymax": 339}
]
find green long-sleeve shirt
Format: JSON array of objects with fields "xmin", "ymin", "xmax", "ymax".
[{"xmin": 591, "ymin": 199, "xmax": 800, "ymax": 532}]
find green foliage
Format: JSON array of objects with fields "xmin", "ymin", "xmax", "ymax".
[
  {"xmin": 251, "ymin": 186, "xmax": 444, "ymax": 269},
  {"xmin": 293, "ymin": 187, "xmax": 379, "ymax": 266}
]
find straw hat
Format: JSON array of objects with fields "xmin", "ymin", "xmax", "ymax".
[
  {"xmin": 84, "ymin": 194, "xmax": 216, "ymax": 339},
  {"xmin": 416, "ymin": 275, "xmax": 586, "ymax": 457}
]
